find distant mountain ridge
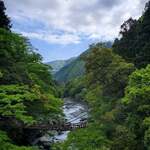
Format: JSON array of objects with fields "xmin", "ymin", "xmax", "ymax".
[
  {"xmin": 47, "ymin": 57, "xmax": 76, "ymax": 74},
  {"xmin": 49, "ymin": 42, "xmax": 112, "ymax": 83},
  {"xmin": 55, "ymin": 56, "xmax": 85, "ymax": 83}
]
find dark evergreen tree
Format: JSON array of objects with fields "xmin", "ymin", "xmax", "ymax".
[
  {"xmin": 113, "ymin": 1, "xmax": 150, "ymax": 68},
  {"xmin": 113, "ymin": 18, "xmax": 138, "ymax": 64},
  {"xmin": 0, "ymin": 0, "xmax": 11, "ymax": 30}
]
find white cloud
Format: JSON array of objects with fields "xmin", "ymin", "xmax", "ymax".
[
  {"xmin": 4, "ymin": 0, "xmax": 149, "ymax": 44},
  {"xmin": 19, "ymin": 31, "xmax": 80, "ymax": 45}
]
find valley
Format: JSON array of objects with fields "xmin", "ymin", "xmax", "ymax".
[{"xmin": 0, "ymin": 1, "xmax": 150, "ymax": 150}]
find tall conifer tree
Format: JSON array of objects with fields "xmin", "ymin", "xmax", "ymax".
[{"xmin": 0, "ymin": 0, "xmax": 11, "ymax": 30}]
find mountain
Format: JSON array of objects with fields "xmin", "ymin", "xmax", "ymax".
[
  {"xmin": 47, "ymin": 57, "xmax": 76, "ymax": 74},
  {"xmin": 55, "ymin": 56, "xmax": 85, "ymax": 83},
  {"xmin": 54, "ymin": 42, "xmax": 112, "ymax": 83},
  {"xmin": 54, "ymin": 46, "xmax": 92, "ymax": 83}
]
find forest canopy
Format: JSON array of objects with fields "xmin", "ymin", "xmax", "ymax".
[
  {"xmin": 0, "ymin": 1, "xmax": 63, "ymax": 149},
  {"xmin": 54, "ymin": 1, "xmax": 150, "ymax": 150},
  {"xmin": 0, "ymin": 0, "xmax": 150, "ymax": 150}
]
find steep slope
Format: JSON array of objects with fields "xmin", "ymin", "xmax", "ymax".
[
  {"xmin": 55, "ymin": 46, "xmax": 93, "ymax": 83},
  {"xmin": 55, "ymin": 42, "xmax": 112, "ymax": 83},
  {"xmin": 113, "ymin": 2, "xmax": 150, "ymax": 68},
  {"xmin": 47, "ymin": 57, "xmax": 76, "ymax": 74},
  {"xmin": 55, "ymin": 57, "xmax": 85, "ymax": 83}
]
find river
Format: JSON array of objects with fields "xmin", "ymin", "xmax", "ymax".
[{"xmin": 36, "ymin": 98, "xmax": 88, "ymax": 147}]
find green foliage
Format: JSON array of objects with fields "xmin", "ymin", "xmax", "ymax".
[
  {"xmin": 55, "ymin": 57, "xmax": 85, "ymax": 83},
  {"xmin": 0, "ymin": 84, "xmax": 63, "ymax": 124},
  {"xmin": 0, "ymin": 0, "xmax": 150, "ymax": 149},
  {"xmin": 0, "ymin": 0, "xmax": 11, "ymax": 30},
  {"xmin": 0, "ymin": 70, "xmax": 3, "ymax": 78},
  {"xmin": 113, "ymin": 1, "xmax": 150, "ymax": 68},
  {"xmin": 122, "ymin": 65, "xmax": 150, "ymax": 149},
  {"xmin": 144, "ymin": 127, "xmax": 150, "ymax": 149},
  {"xmin": 53, "ymin": 2, "xmax": 149, "ymax": 149},
  {"xmin": 111, "ymin": 125, "xmax": 136, "ymax": 150},
  {"xmin": 0, "ymin": 4, "xmax": 63, "ymax": 148},
  {"xmin": 0, "ymin": 27, "xmax": 63, "ymax": 123},
  {"xmin": 48, "ymin": 57, "xmax": 76, "ymax": 74},
  {"xmin": 55, "ymin": 42, "xmax": 112, "ymax": 83},
  {"xmin": 26, "ymin": 91, "xmax": 63, "ymax": 122},
  {"xmin": 0, "ymin": 85, "xmax": 36, "ymax": 124},
  {"xmin": 0, "ymin": 130, "xmax": 37, "ymax": 150},
  {"xmin": 54, "ymin": 44, "xmax": 135, "ymax": 150},
  {"xmin": 0, "ymin": 28, "xmax": 42, "ymax": 85},
  {"xmin": 53, "ymin": 124, "xmax": 110, "ymax": 150},
  {"xmin": 27, "ymin": 63, "xmax": 57, "ymax": 94},
  {"xmin": 85, "ymin": 44, "xmax": 134, "ymax": 98},
  {"xmin": 64, "ymin": 76, "xmax": 87, "ymax": 100}
]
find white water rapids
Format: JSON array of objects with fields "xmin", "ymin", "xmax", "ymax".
[{"xmin": 38, "ymin": 98, "xmax": 88, "ymax": 144}]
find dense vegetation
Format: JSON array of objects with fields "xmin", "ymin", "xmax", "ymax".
[
  {"xmin": 0, "ymin": 0, "xmax": 11, "ymax": 30},
  {"xmin": 64, "ymin": 76, "xmax": 87, "ymax": 100},
  {"xmin": 55, "ymin": 56, "xmax": 85, "ymax": 83},
  {"xmin": 0, "ymin": 1, "xmax": 63, "ymax": 149},
  {"xmin": 47, "ymin": 57, "xmax": 76, "ymax": 74},
  {"xmin": 113, "ymin": 2, "xmax": 150, "ymax": 68},
  {"xmin": 1, "ymin": 0, "xmax": 150, "ymax": 150},
  {"xmin": 53, "ymin": 1, "xmax": 150, "ymax": 150},
  {"xmin": 54, "ymin": 42, "xmax": 112, "ymax": 83}
]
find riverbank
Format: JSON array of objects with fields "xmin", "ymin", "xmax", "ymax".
[{"xmin": 33, "ymin": 98, "xmax": 88, "ymax": 149}]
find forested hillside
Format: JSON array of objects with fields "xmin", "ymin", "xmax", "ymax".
[
  {"xmin": 55, "ymin": 42, "xmax": 112, "ymax": 83},
  {"xmin": 53, "ymin": 1, "xmax": 150, "ymax": 150},
  {"xmin": 0, "ymin": 0, "xmax": 150, "ymax": 150},
  {"xmin": 0, "ymin": 1, "xmax": 63, "ymax": 149},
  {"xmin": 113, "ymin": 2, "xmax": 150, "ymax": 68},
  {"xmin": 47, "ymin": 57, "xmax": 76, "ymax": 74},
  {"xmin": 55, "ymin": 56, "xmax": 85, "ymax": 83}
]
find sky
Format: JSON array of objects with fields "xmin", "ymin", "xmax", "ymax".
[{"xmin": 4, "ymin": 0, "xmax": 148, "ymax": 62}]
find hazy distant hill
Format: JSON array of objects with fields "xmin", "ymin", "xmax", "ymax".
[
  {"xmin": 55, "ymin": 57, "xmax": 85, "ymax": 83},
  {"xmin": 47, "ymin": 57, "xmax": 76, "ymax": 74},
  {"xmin": 54, "ymin": 42, "xmax": 112, "ymax": 83},
  {"xmin": 54, "ymin": 47, "xmax": 91, "ymax": 83}
]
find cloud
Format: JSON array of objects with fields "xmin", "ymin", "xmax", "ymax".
[
  {"xmin": 18, "ymin": 31, "xmax": 80, "ymax": 45},
  {"xmin": 5, "ymin": 0, "xmax": 149, "ymax": 44}
]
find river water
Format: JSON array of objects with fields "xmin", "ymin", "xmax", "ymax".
[{"xmin": 38, "ymin": 98, "xmax": 88, "ymax": 144}]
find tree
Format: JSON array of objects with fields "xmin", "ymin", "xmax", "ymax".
[
  {"xmin": 85, "ymin": 44, "xmax": 134, "ymax": 98},
  {"xmin": 0, "ymin": 130, "xmax": 37, "ymax": 150},
  {"xmin": 56, "ymin": 44, "xmax": 135, "ymax": 150},
  {"xmin": 0, "ymin": 28, "xmax": 42, "ymax": 85},
  {"xmin": 113, "ymin": 18, "xmax": 138, "ymax": 62},
  {"xmin": 122, "ymin": 65, "xmax": 150, "ymax": 149},
  {"xmin": 113, "ymin": 1, "xmax": 150, "ymax": 68},
  {"xmin": 0, "ymin": 1, "xmax": 64, "ymax": 149},
  {"xmin": 0, "ymin": 0, "xmax": 11, "ymax": 30}
]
